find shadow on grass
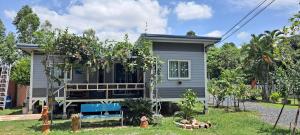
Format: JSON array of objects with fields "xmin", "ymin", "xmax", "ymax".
[
  {"xmin": 8, "ymin": 110, "xmax": 22, "ymax": 115},
  {"xmin": 208, "ymin": 105, "xmax": 252, "ymax": 113},
  {"xmin": 28, "ymin": 120, "xmax": 126, "ymax": 132},
  {"xmin": 258, "ymin": 126, "xmax": 294, "ymax": 135}
]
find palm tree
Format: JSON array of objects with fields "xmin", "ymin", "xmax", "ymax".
[{"xmin": 244, "ymin": 30, "xmax": 283, "ymax": 101}]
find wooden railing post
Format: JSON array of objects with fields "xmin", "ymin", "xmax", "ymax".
[{"xmin": 106, "ymin": 84, "xmax": 108, "ymax": 99}]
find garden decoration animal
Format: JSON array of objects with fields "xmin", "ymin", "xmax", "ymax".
[
  {"xmin": 71, "ymin": 114, "xmax": 80, "ymax": 132},
  {"xmin": 41, "ymin": 106, "xmax": 50, "ymax": 134},
  {"xmin": 140, "ymin": 116, "xmax": 149, "ymax": 128}
]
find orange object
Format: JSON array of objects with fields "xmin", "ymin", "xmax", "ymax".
[
  {"xmin": 41, "ymin": 106, "xmax": 50, "ymax": 134},
  {"xmin": 140, "ymin": 116, "xmax": 149, "ymax": 128}
]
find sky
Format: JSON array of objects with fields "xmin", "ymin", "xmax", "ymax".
[{"xmin": 0, "ymin": 0, "xmax": 299, "ymax": 45}]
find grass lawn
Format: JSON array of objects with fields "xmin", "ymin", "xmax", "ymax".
[
  {"xmin": 0, "ymin": 108, "xmax": 291, "ymax": 135},
  {"xmin": 259, "ymin": 102, "xmax": 298, "ymax": 109},
  {"xmin": 0, "ymin": 107, "xmax": 22, "ymax": 115},
  {"xmin": 257, "ymin": 97, "xmax": 299, "ymax": 109}
]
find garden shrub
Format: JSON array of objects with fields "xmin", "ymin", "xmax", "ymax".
[
  {"xmin": 247, "ymin": 88, "xmax": 261, "ymax": 100},
  {"xmin": 270, "ymin": 92, "xmax": 281, "ymax": 103},
  {"xmin": 121, "ymin": 99, "xmax": 153, "ymax": 125},
  {"xmin": 176, "ymin": 89, "xmax": 198, "ymax": 120}
]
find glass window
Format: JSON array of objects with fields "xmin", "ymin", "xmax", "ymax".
[
  {"xmin": 169, "ymin": 61, "xmax": 178, "ymax": 78},
  {"xmin": 168, "ymin": 60, "xmax": 190, "ymax": 79},
  {"xmin": 50, "ymin": 64, "xmax": 72, "ymax": 80}
]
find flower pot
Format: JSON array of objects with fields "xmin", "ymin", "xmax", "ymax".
[
  {"xmin": 22, "ymin": 107, "xmax": 28, "ymax": 114},
  {"xmin": 281, "ymin": 99, "xmax": 291, "ymax": 105}
]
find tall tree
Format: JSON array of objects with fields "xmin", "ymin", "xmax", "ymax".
[
  {"xmin": 0, "ymin": 19, "xmax": 5, "ymax": 43},
  {"xmin": 0, "ymin": 32, "xmax": 18, "ymax": 64},
  {"xmin": 207, "ymin": 43, "xmax": 241, "ymax": 79},
  {"xmin": 13, "ymin": 5, "xmax": 40, "ymax": 43},
  {"xmin": 186, "ymin": 30, "xmax": 196, "ymax": 37},
  {"xmin": 244, "ymin": 30, "xmax": 283, "ymax": 101}
]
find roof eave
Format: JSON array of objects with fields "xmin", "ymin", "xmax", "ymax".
[
  {"xmin": 16, "ymin": 43, "xmax": 41, "ymax": 54},
  {"xmin": 139, "ymin": 33, "xmax": 221, "ymax": 47}
]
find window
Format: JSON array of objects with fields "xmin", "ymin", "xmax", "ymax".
[
  {"xmin": 168, "ymin": 60, "xmax": 191, "ymax": 79},
  {"xmin": 50, "ymin": 64, "xmax": 72, "ymax": 80}
]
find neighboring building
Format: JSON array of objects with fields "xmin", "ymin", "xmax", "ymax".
[{"xmin": 17, "ymin": 34, "xmax": 221, "ymax": 116}]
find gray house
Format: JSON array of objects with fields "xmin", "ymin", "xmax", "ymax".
[{"xmin": 17, "ymin": 34, "xmax": 220, "ymax": 116}]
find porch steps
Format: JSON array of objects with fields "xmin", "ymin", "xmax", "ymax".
[{"xmin": 0, "ymin": 63, "xmax": 11, "ymax": 110}]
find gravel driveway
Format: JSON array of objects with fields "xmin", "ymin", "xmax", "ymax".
[
  {"xmin": 242, "ymin": 102, "xmax": 299, "ymax": 128},
  {"xmin": 208, "ymin": 96, "xmax": 300, "ymax": 128}
]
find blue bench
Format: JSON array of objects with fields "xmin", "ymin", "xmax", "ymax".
[{"xmin": 80, "ymin": 103, "xmax": 123, "ymax": 127}]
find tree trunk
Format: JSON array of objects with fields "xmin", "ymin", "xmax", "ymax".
[{"xmin": 292, "ymin": 100, "xmax": 300, "ymax": 135}]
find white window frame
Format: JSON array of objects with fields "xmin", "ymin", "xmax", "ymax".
[
  {"xmin": 49, "ymin": 63, "xmax": 72, "ymax": 81},
  {"xmin": 168, "ymin": 60, "xmax": 191, "ymax": 80}
]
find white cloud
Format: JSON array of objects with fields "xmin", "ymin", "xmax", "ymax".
[
  {"xmin": 237, "ymin": 31, "xmax": 250, "ymax": 40},
  {"xmin": 4, "ymin": 10, "xmax": 17, "ymax": 20},
  {"xmin": 227, "ymin": 0, "xmax": 299, "ymax": 11},
  {"xmin": 6, "ymin": 0, "xmax": 169, "ymax": 42},
  {"xmin": 204, "ymin": 30, "xmax": 222, "ymax": 37},
  {"xmin": 174, "ymin": 2, "xmax": 212, "ymax": 20}
]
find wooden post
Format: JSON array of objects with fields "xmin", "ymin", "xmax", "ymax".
[
  {"xmin": 106, "ymin": 84, "xmax": 108, "ymax": 99},
  {"xmin": 28, "ymin": 52, "xmax": 34, "ymax": 114},
  {"xmin": 62, "ymin": 71, "xmax": 68, "ymax": 119},
  {"xmin": 292, "ymin": 100, "xmax": 300, "ymax": 135}
]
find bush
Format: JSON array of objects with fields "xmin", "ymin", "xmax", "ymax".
[
  {"xmin": 121, "ymin": 99, "xmax": 153, "ymax": 125},
  {"xmin": 270, "ymin": 92, "xmax": 281, "ymax": 103},
  {"xmin": 10, "ymin": 57, "xmax": 30, "ymax": 85},
  {"xmin": 176, "ymin": 89, "xmax": 198, "ymax": 120},
  {"xmin": 247, "ymin": 88, "xmax": 261, "ymax": 100}
]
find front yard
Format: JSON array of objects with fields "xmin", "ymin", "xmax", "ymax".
[{"xmin": 0, "ymin": 107, "xmax": 291, "ymax": 135}]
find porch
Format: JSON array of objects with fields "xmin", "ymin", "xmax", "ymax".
[{"xmin": 64, "ymin": 82, "xmax": 146, "ymax": 101}]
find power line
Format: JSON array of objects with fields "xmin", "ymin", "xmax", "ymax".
[
  {"xmin": 220, "ymin": 0, "xmax": 276, "ymax": 44},
  {"xmin": 221, "ymin": 0, "xmax": 268, "ymax": 38}
]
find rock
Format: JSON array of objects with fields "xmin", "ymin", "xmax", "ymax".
[
  {"xmin": 180, "ymin": 119, "xmax": 190, "ymax": 124},
  {"xmin": 183, "ymin": 124, "xmax": 193, "ymax": 129}
]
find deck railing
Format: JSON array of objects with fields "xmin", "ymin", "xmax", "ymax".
[{"xmin": 65, "ymin": 83, "xmax": 146, "ymax": 99}]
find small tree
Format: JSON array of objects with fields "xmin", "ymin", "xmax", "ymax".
[{"xmin": 178, "ymin": 89, "xmax": 198, "ymax": 120}]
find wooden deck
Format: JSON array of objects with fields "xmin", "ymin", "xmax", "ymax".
[{"xmin": 64, "ymin": 83, "xmax": 146, "ymax": 101}]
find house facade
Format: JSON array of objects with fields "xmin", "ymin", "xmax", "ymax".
[{"xmin": 17, "ymin": 34, "xmax": 220, "ymax": 116}]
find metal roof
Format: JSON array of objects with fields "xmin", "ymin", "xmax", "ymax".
[
  {"xmin": 140, "ymin": 33, "xmax": 221, "ymax": 45},
  {"xmin": 16, "ymin": 43, "xmax": 40, "ymax": 53}
]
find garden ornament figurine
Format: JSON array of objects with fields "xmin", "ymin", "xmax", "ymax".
[
  {"xmin": 41, "ymin": 106, "xmax": 50, "ymax": 134},
  {"xmin": 140, "ymin": 115, "xmax": 149, "ymax": 128}
]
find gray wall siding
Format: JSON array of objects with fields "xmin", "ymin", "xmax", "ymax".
[
  {"xmin": 32, "ymin": 54, "xmax": 48, "ymax": 89},
  {"xmin": 153, "ymin": 42, "xmax": 205, "ymax": 99},
  {"xmin": 32, "ymin": 54, "xmax": 87, "ymax": 97}
]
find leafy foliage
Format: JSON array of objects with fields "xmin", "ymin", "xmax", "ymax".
[
  {"xmin": 207, "ymin": 43, "xmax": 240, "ymax": 79},
  {"xmin": 270, "ymin": 92, "xmax": 281, "ymax": 103},
  {"xmin": 10, "ymin": 57, "xmax": 30, "ymax": 85},
  {"xmin": 0, "ymin": 19, "xmax": 5, "ymax": 43},
  {"xmin": 0, "ymin": 32, "xmax": 19, "ymax": 64},
  {"xmin": 13, "ymin": 5, "xmax": 40, "ymax": 43},
  {"xmin": 121, "ymin": 99, "xmax": 153, "ymax": 125},
  {"xmin": 176, "ymin": 89, "xmax": 198, "ymax": 120}
]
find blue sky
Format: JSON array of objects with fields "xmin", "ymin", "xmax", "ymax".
[{"xmin": 0, "ymin": 0, "xmax": 299, "ymax": 45}]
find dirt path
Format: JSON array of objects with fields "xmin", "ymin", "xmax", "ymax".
[{"xmin": 0, "ymin": 114, "xmax": 41, "ymax": 121}]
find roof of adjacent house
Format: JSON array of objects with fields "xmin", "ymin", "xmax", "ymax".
[{"xmin": 139, "ymin": 33, "xmax": 221, "ymax": 46}]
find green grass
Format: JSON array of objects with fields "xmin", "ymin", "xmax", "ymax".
[
  {"xmin": 257, "ymin": 97, "xmax": 299, "ymax": 109},
  {"xmin": 0, "ymin": 108, "xmax": 292, "ymax": 135},
  {"xmin": 0, "ymin": 107, "xmax": 22, "ymax": 115},
  {"xmin": 259, "ymin": 102, "xmax": 298, "ymax": 109}
]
